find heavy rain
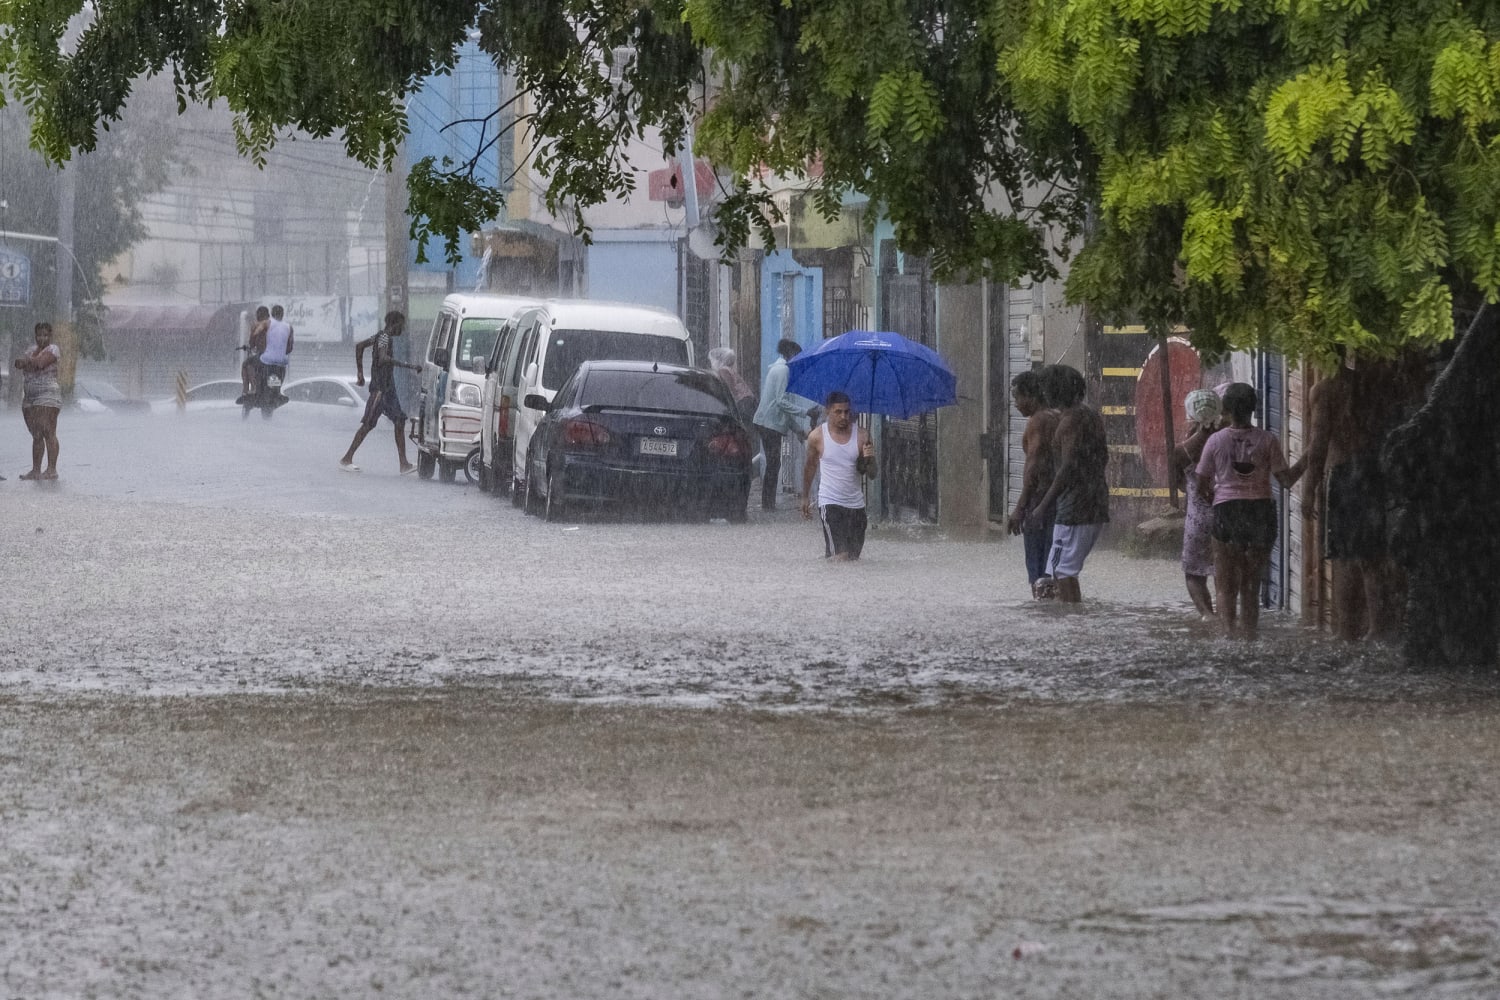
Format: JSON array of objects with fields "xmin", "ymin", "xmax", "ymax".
[{"xmin": 3, "ymin": 7, "xmax": 1500, "ymax": 1000}]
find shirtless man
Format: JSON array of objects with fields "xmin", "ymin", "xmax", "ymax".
[
  {"xmin": 340, "ymin": 311, "xmax": 421, "ymax": 473},
  {"xmin": 1288, "ymin": 354, "xmax": 1425, "ymax": 641},
  {"xmin": 1025, "ymin": 365, "xmax": 1110, "ymax": 603},
  {"xmin": 238, "ymin": 306, "xmax": 270, "ymax": 402},
  {"xmin": 1005, "ymin": 369, "xmax": 1060, "ymax": 598},
  {"xmin": 801, "ymin": 391, "xmax": 877, "ymax": 561}
]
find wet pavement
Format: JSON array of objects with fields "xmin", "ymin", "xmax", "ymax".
[{"xmin": 2, "ymin": 404, "xmax": 1497, "ymax": 997}]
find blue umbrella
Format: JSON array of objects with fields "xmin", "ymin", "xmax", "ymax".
[{"xmin": 786, "ymin": 330, "xmax": 957, "ymax": 419}]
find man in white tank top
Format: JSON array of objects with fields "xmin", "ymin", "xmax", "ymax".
[{"xmin": 801, "ymin": 391, "xmax": 877, "ymax": 560}]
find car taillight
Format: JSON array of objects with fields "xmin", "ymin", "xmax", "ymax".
[
  {"xmin": 498, "ymin": 395, "xmax": 510, "ymax": 437},
  {"xmin": 707, "ymin": 428, "xmax": 749, "ymax": 460},
  {"xmin": 562, "ymin": 418, "xmax": 610, "ymax": 449}
]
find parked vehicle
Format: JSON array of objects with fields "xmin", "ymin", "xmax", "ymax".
[
  {"xmin": 72, "ymin": 379, "xmax": 151, "ymax": 414},
  {"xmin": 282, "ymin": 375, "xmax": 367, "ymax": 409},
  {"xmin": 476, "ymin": 310, "xmax": 533, "ymax": 495},
  {"xmin": 508, "ymin": 300, "xmax": 694, "ymax": 501},
  {"xmin": 149, "ymin": 379, "xmax": 244, "ymax": 413},
  {"xmin": 414, "ymin": 293, "xmax": 538, "ymax": 483},
  {"xmin": 521, "ymin": 360, "xmax": 753, "ymax": 522}
]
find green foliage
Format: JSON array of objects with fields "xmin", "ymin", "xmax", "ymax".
[
  {"xmin": 1005, "ymin": 0, "xmax": 1500, "ymax": 361},
  {"xmin": 407, "ymin": 156, "xmax": 503, "ymax": 265},
  {"xmin": 6, "ymin": 0, "xmax": 1500, "ymax": 365},
  {"xmin": 686, "ymin": 0, "xmax": 1086, "ymax": 284},
  {"xmin": 1, "ymin": 0, "xmax": 698, "ymax": 265}
]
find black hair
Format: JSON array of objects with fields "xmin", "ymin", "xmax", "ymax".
[
  {"xmin": 1041, "ymin": 364, "xmax": 1087, "ymax": 408},
  {"xmin": 271, "ymin": 304, "xmax": 285, "ymax": 319},
  {"xmin": 384, "ymin": 310, "xmax": 405, "ymax": 328},
  {"xmin": 1222, "ymin": 382, "xmax": 1257, "ymax": 423},
  {"xmin": 825, "ymin": 390, "xmax": 851, "ymax": 408},
  {"xmin": 776, "ymin": 338, "xmax": 801, "ymax": 360},
  {"xmin": 255, "ymin": 306, "xmax": 270, "ymax": 320},
  {"xmin": 1011, "ymin": 369, "xmax": 1044, "ymax": 400}
]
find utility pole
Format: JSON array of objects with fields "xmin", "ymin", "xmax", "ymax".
[
  {"xmin": 55, "ymin": 167, "xmax": 77, "ymax": 392},
  {"xmin": 384, "ymin": 144, "xmax": 409, "ymax": 322},
  {"xmin": 384, "ymin": 138, "xmax": 413, "ymax": 397}
]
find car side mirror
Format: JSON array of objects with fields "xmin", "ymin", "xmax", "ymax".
[
  {"xmin": 523, "ymin": 393, "xmax": 550, "ymax": 412},
  {"xmin": 433, "ymin": 348, "xmax": 451, "ymax": 369}
]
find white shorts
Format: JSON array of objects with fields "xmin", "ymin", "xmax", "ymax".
[{"xmin": 1047, "ymin": 523, "xmax": 1106, "ymax": 579}]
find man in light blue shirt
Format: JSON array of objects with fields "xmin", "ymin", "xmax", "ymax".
[{"xmin": 753, "ymin": 338, "xmax": 813, "ymax": 510}]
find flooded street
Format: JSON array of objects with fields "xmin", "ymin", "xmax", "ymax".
[{"xmin": 3, "ymin": 407, "xmax": 1498, "ymax": 998}]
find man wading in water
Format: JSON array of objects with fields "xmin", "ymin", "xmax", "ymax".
[
  {"xmin": 1025, "ymin": 365, "xmax": 1109, "ymax": 603},
  {"xmin": 801, "ymin": 391, "xmax": 877, "ymax": 560},
  {"xmin": 1005, "ymin": 368, "xmax": 1061, "ymax": 598}
]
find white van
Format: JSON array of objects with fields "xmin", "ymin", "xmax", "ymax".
[
  {"xmin": 414, "ymin": 293, "xmax": 538, "ymax": 481},
  {"xmin": 476, "ymin": 309, "xmax": 533, "ymax": 494},
  {"xmin": 508, "ymin": 300, "xmax": 695, "ymax": 496}
]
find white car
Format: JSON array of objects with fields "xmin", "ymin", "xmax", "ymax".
[
  {"xmin": 282, "ymin": 375, "xmax": 367, "ymax": 409},
  {"xmin": 151, "ymin": 379, "xmax": 245, "ymax": 413}
]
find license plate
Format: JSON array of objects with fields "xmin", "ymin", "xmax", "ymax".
[{"xmin": 639, "ymin": 438, "xmax": 677, "ymax": 457}]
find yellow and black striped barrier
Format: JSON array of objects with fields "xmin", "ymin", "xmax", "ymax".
[{"xmin": 176, "ymin": 370, "xmax": 188, "ymax": 412}]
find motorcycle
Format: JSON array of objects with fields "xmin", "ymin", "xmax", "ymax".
[{"xmin": 237, "ymin": 347, "xmax": 289, "ymax": 419}]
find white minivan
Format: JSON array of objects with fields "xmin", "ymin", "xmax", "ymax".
[
  {"xmin": 414, "ymin": 293, "xmax": 537, "ymax": 482},
  {"xmin": 507, "ymin": 300, "xmax": 695, "ymax": 497}
]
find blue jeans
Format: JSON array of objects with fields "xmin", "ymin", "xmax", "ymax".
[{"xmin": 1023, "ymin": 510, "xmax": 1056, "ymax": 584}]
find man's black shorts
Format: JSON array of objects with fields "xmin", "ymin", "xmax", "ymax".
[
  {"xmin": 1325, "ymin": 454, "xmax": 1387, "ymax": 559},
  {"xmin": 1211, "ymin": 498, "xmax": 1277, "ymax": 549},
  {"xmin": 820, "ymin": 504, "xmax": 868, "ymax": 559},
  {"xmin": 360, "ymin": 387, "xmax": 406, "ymax": 430}
]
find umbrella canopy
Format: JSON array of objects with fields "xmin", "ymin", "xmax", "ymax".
[{"xmin": 786, "ymin": 330, "xmax": 957, "ymax": 419}]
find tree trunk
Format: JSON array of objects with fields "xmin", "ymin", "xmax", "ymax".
[{"xmin": 1384, "ymin": 305, "xmax": 1500, "ymax": 669}]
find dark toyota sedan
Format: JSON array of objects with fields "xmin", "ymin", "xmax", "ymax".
[{"xmin": 520, "ymin": 360, "xmax": 754, "ymax": 522}]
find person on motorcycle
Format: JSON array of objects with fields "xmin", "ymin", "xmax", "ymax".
[
  {"xmin": 237, "ymin": 305, "xmax": 270, "ymax": 404},
  {"xmin": 257, "ymin": 304, "xmax": 294, "ymax": 403}
]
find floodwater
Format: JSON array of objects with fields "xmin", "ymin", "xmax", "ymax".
[{"xmin": 2, "ymin": 402, "xmax": 1497, "ymax": 998}]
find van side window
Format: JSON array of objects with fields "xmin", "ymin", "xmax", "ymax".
[
  {"xmin": 426, "ymin": 314, "xmax": 450, "ymax": 362},
  {"xmin": 510, "ymin": 321, "xmax": 539, "ymax": 382},
  {"xmin": 437, "ymin": 315, "xmax": 456, "ymax": 358},
  {"xmin": 488, "ymin": 320, "xmax": 514, "ymax": 371}
]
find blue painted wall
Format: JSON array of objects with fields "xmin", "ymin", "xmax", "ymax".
[{"xmin": 758, "ymin": 250, "xmax": 823, "ymax": 380}]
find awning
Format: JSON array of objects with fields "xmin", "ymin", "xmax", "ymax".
[{"xmin": 104, "ymin": 303, "xmax": 226, "ymax": 333}]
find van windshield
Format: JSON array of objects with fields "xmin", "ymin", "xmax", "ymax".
[
  {"xmin": 458, "ymin": 318, "xmax": 504, "ymax": 370},
  {"xmin": 542, "ymin": 329, "xmax": 690, "ymax": 390}
]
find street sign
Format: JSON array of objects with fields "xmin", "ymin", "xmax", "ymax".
[{"xmin": 0, "ymin": 247, "xmax": 32, "ymax": 306}]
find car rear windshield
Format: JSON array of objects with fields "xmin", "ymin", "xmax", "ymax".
[
  {"xmin": 580, "ymin": 369, "xmax": 733, "ymax": 416},
  {"xmin": 542, "ymin": 330, "xmax": 689, "ymax": 390},
  {"xmin": 459, "ymin": 318, "xmax": 504, "ymax": 369}
]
